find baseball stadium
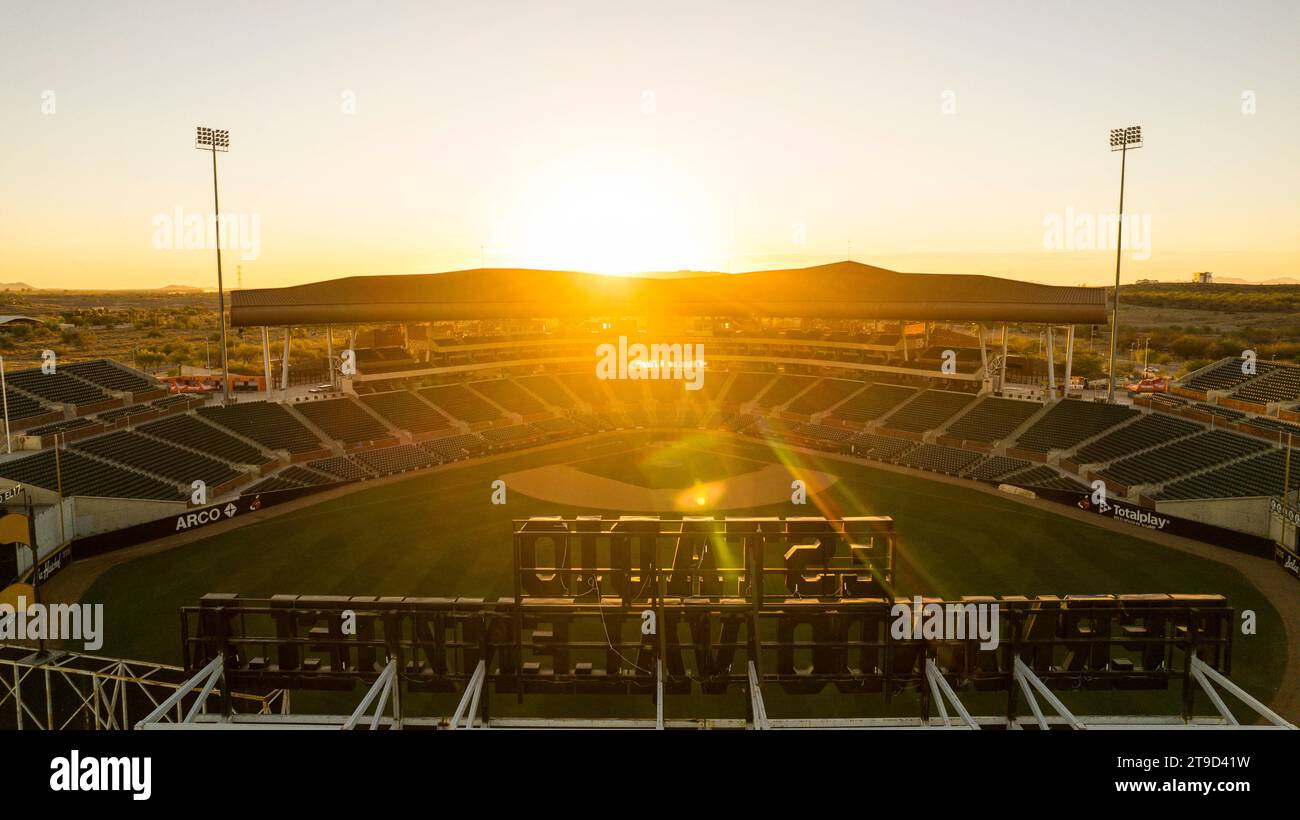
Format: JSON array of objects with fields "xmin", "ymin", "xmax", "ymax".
[{"xmin": 1, "ymin": 261, "xmax": 1297, "ymax": 730}]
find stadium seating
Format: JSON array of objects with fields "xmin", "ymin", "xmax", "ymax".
[
  {"xmin": 941, "ymin": 397, "xmax": 1041, "ymax": 442},
  {"xmin": 308, "ymin": 454, "xmax": 377, "ymax": 480},
  {"xmin": 360, "ymin": 390, "xmax": 452, "ymax": 434},
  {"xmin": 198, "ymin": 401, "xmax": 325, "ymax": 454},
  {"xmin": 1098, "ymin": 429, "xmax": 1270, "ymax": 488},
  {"xmin": 830, "ymin": 383, "xmax": 916, "ymax": 424},
  {"xmin": 784, "ymin": 378, "xmax": 863, "ymax": 415},
  {"xmin": 1233, "ymin": 365, "xmax": 1300, "ymax": 404},
  {"xmin": 0, "ymin": 448, "xmax": 182, "ymax": 500},
  {"xmin": 26, "ymin": 417, "xmax": 98, "ymax": 437},
  {"xmin": 62, "ymin": 360, "xmax": 157, "ymax": 394},
  {"xmin": 5, "ymin": 370, "xmax": 110, "ymax": 407},
  {"xmin": 295, "ymin": 398, "xmax": 392, "ymax": 443},
  {"xmin": 3, "ymin": 387, "xmax": 51, "ymax": 422},
  {"xmin": 1004, "ymin": 465, "xmax": 1088, "ymax": 493},
  {"xmin": 515, "ymin": 375, "xmax": 577, "ymax": 408},
  {"xmin": 420, "ymin": 433, "xmax": 487, "ymax": 461},
  {"xmin": 720, "ymin": 372, "xmax": 775, "ymax": 405},
  {"xmin": 896, "ymin": 443, "xmax": 984, "ymax": 476},
  {"xmin": 139, "ymin": 414, "xmax": 269, "ymax": 465},
  {"xmin": 1073, "ymin": 413, "xmax": 1200, "ymax": 464},
  {"xmin": 553, "ymin": 372, "xmax": 612, "ymax": 405},
  {"xmin": 1158, "ymin": 448, "xmax": 1300, "ymax": 500},
  {"xmin": 753, "ymin": 375, "xmax": 817, "ymax": 409},
  {"xmin": 307, "ymin": 455, "xmax": 375, "ymax": 481},
  {"xmin": 846, "ymin": 433, "xmax": 915, "ymax": 460},
  {"xmin": 353, "ymin": 444, "xmax": 435, "ymax": 474},
  {"xmin": 73, "ymin": 430, "xmax": 241, "ymax": 486},
  {"xmin": 469, "ymin": 379, "xmax": 547, "ymax": 415},
  {"xmin": 1182, "ymin": 357, "xmax": 1275, "ymax": 393},
  {"xmin": 965, "ymin": 456, "xmax": 1034, "ymax": 481},
  {"xmin": 879, "ymin": 390, "xmax": 975, "ymax": 433},
  {"xmin": 417, "ymin": 384, "xmax": 503, "ymax": 424},
  {"xmin": 1012, "ymin": 400, "xmax": 1136, "ymax": 453}
]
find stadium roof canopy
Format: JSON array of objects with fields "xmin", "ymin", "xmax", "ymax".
[{"xmin": 229, "ymin": 261, "xmax": 1107, "ymax": 326}]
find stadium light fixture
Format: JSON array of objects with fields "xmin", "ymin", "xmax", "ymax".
[
  {"xmin": 1106, "ymin": 125, "xmax": 1142, "ymax": 402},
  {"xmin": 196, "ymin": 126, "xmax": 233, "ymax": 403}
]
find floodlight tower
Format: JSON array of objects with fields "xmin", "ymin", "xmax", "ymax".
[
  {"xmin": 1106, "ymin": 125, "xmax": 1142, "ymax": 402},
  {"xmin": 196, "ymin": 126, "xmax": 233, "ymax": 403}
]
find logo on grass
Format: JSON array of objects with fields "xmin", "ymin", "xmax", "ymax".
[{"xmin": 596, "ymin": 336, "xmax": 705, "ymax": 391}]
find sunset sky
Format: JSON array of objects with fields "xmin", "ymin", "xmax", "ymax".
[{"xmin": 1, "ymin": 0, "xmax": 1297, "ymax": 290}]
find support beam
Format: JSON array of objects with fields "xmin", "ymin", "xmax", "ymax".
[
  {"xmin": 325, "ymin": 325, "xmax": 335, "ymax": 390},
  {"xmin": 1000, "ymin": 324, "xmax": 1009, "ymax": 392},
  {"xmin": 747, "ymin": 660, "xmax": 769, "ymax": 730},
  {"xmin": 261, "ymin": 327, "xmax": 273, "ymax": 400},
  {"xmin": 450, "ymin": 660, "xmax": 486, "ymax": 729},
  {"xmin": 1045, "ymin": 326, "xmax": 1056, "ymax": 398},
  {"xmin": 281, "ymin": 327, "xmax": 292, "ymax": 401},
  {"xmin": 1014, "ymin": 658, "xmax": 1085, "ymax": 730},
  {"xmin": 976, "ymin": 324, "xmax": 988, "ymax": 388},
  {"xmin": 136, "ymin": 654, "xmax": 223, "ymax": 728},
  {"xmin": 1191, "ymin": 655, "xmax": 1296, "ymax": 728},
  {"xmin": 925, "ymin": 658, "xmax": 979, "ymax": 729},
  {"xmin": 1063, "ymin": 326, "xmax": 1075, "ymax": 398},
  {"xmin": 341, "ymin": 658, "xmax": 397, "ymax": 731}
]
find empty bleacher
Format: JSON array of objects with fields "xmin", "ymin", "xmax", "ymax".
[
  {"xmin": 6, "ymin": 370, "xmax": 110, "ymax": 408},
  {"xmin": 360, "ymin": 391, "xmax": 452, "ymax": 434},
  {"xmin": 515, "ymin": 375, "xmax": 577, "ymax": 408},
  {"xmin": 1233, "ymin": 365, "xmax": 1300, "ymax": 404},
  {"xmin": 1004, "ymin": 465, "xmax": 1088, "ymax": 493},
  {"xmin": 353, "ymin": 444, "xmax": 435, "ymax": 475},
  {"xmin": 830, "ymin": 383, "xmax": 916, "ymax": 424},
  {"xmin": 1158, "ymin": 448, "xmax": 1300, "ymax": 500},
  {"xmin": 846, "ymin": 433, "xmax": 915, "ymax": 461},
  {"xmin": 417, "ymin": 384, "xmax": 503, "ymax": 424},
  {"xmin": 3, "ymin": 387, "xmax": 52, "ymax": 423},
  {"xmin": 0, "ymin": 448, "xmax": 182, "ymax": 500},
  {"xmin": 720, "ymin": 372, "xmax": 774, "ymax": 405},
  {"xmin": 1098, "ymin": 429, "xmax": 1270, "ymax": 488},
  {"xmin": 469, "ymin": 379, "xmax": 547, "ymax": 415},
  {"xmin": 138, "ymin": 414, "xmax": 269, "ymax": 465},
  {"xmin": 896, "ymin": 443, "xmax": 984, "ymax": 476},
  {"xmin": 307, "ymin": 455, "xmax": 375, "ymax": 481},
  {"xmin": 966, "ymin": 456, "xmax": 1034, "ymax": 481},
  {"xmin": 553, "ymin": 372, "xmax": 611, "ymax": 405},
  {"xmin": 753, "ymin": 375, "xmax": 817, "ymax": 409},
  {"xmin": 1182, "ymin": 357, "xmax": 1275, "ymax": 393},
  {"xmin": 942, "ymin": 397, "xmax": 1041, "ymax": 442},
  {"xmin": 1012, "ymin": 400, "xmax": 1137, "ymax": 453},
  {"xmin": 62, "ymin": 360, "xmax": 157, "ymax": 394},
  {"xmin": 295, "ymin": 398, "xmax": 392, "ymax": 443},
  {"xmin": 1073, "ymin": 413, "xmax": 1200, "ymax": 464},
  {"xmin": 784, "ymin": 378, "xmax": 863, "ymax": 415},
  {"xmin": 198, "ymin": 401, "xmax": 325, "ymax": 454},
  {"xmin": 879, "ymin": 390, "xmax": 975, "ymax": 433},
  {"xmin": 420, "ymin": 433, "xmax": 487, "ymax": 461},
  {"xmin": 73, "ymin": 430, "xmax": 241, "ymax": 486}
]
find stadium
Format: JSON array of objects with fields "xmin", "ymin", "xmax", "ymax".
[{"xmin": 1, "ymin": 261, "xmax": 1296, "ymax": 730}]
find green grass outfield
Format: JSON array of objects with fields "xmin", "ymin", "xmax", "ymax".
[{"xmin": 78, "ymin": 431, "xmax": 1284, "ymax": 721}]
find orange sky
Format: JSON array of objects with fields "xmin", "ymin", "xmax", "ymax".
[{"xmin": 2, "ymin": 1, "xmax": 1297, "ymax": 290}]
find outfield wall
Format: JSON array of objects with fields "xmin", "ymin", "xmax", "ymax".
[{"xmin": 1154, "ymin": 496, "xmax": 1272, "ymax": 540}]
